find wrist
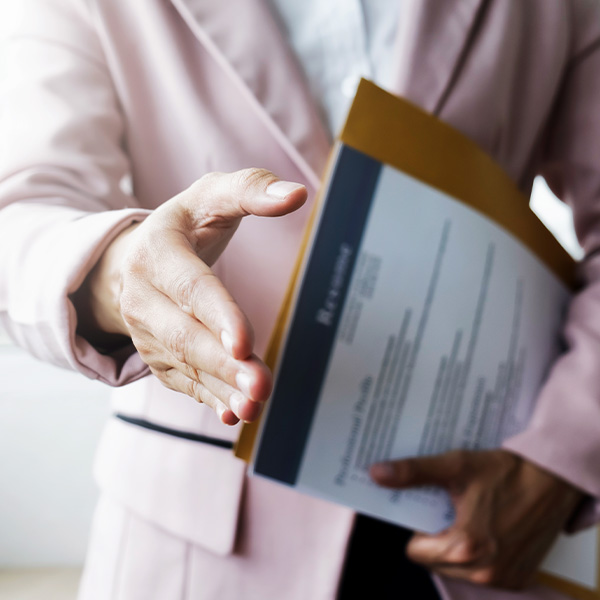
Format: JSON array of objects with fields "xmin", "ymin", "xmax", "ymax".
[
  {"xmin": 519, "ymin": 455, "xmax": 585, "ymax": 522},
  {"xmin": 73, "ymin": 223, "xmax": 140, "ymax": 345}
]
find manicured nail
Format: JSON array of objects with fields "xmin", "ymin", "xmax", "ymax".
[
  {"xmin": 221, "ymin": 331, "xmax": 234, "ymax": 356},
  {"xmin": 236, "ymin": 372, "xmax": 253, "ymax": 398},
  {"xmin": 266, "ymin": 181, "xmax": 305, "ymax": 200},
  {"xmin": 230, "ymin": 391, "xmax": 245, "ymax": 417},
  {"xmin": 216, "ymin": 404, "xmax": 227, "ymax": 422}
]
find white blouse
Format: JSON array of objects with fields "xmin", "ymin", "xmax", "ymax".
[{"xmin": 267, "ymin": 0, "xmax": 403, "ymax": 136}]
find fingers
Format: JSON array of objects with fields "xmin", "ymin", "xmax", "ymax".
[
  {"xmin": 130, "ymin": 168, "xmax": 307, "ymax": 360},
  {"xmin": 158, "ymin": 367, "xmax": 239, "ymax": 426},
  {"xmin": 373, "ymin": 450, "xmax": 562, "ymax": 590},
  {"xmin": 404, "ymin": 506, "xmax": 500, "ymax": 587},
  {"xmin": 370, "ymin": 450, "xmax": 580, "ymax": 590},
  {"xmin": 370, "ymin": 450, "xmax": 472, "ymax": 490},
  {"xmin": 407, "ymin": 525, "xmax": 494, "ymax": 566},
  {"xmin": 198, "ymin": 371, "xmax": 266, "ymax": 422},
  {"xmin": 405, "ymin": 477, "xmax": 495, "ymax": 570},
  {"xmin": 371, "ymin": 451, "xmax": 498, "ymax": 572},
  {"xmin": 149, "ymin": 286, "xmax": 250, "ymax": 390},
  {"xmin": 151, "ymin": 356, "xmax": 267, "ymax": 425},
  {"xmin": 138, "ymin": 232, "xmax": 256, "ymax": 361},
  {"xmin": 181, "ymin": 168, "xmax": 308, "ymax": 224},
  {"xmin": 124, "ymin": 280, "xmax": 272, "ymax": 423},
  {"xmin": 117, "ymin": 168, "xmax": 302, "ymax": 424},
  {"xmin": 406, "ymin": 535, "xmax": 515, "ymax": 589}
]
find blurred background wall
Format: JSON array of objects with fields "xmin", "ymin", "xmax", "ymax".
[{"xmin": 0, "ymin": 340, "xmax": 110, "ymax": 568}]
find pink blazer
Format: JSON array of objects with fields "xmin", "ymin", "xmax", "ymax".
[{"xmin": 1, "ymin": 0, "xmax": 600, "ymax": 598}]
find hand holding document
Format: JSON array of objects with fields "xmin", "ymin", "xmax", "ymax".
[{"xmin": 236, "ymin": 80, "xmax": 599, "ymax": 598}]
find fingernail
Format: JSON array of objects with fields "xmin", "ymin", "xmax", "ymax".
[
  {"xmin": 230, "ymin": 391, "xmax": 245, "ymax": 417},
  {"xmin": 221, "ymin": 331, "xmax": 234, "ymax": 356},
  {"xmin": 218, "ymin": 405, "xmax": 240, "ymax": 426},
  {"xmin": 266, "ymin": 181, "xmax": 305, "ymax": 200},
  {"xmin": 236, "ymin": 372, "xmax": 253, "ymax": 398}
]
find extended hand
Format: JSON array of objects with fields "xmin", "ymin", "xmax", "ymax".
[
  {"xmin": 84, "ymin": 169, "xmax": 307, "ymax": 425},
  {"xmin": 370, "ymin": 449, "xmax": 583, "ymax": 589}
]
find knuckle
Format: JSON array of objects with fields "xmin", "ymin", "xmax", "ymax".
[
  {"xmin": 191, "ymin": 381, "xmax": 217, "ymax": 407},
  {"xmin": 175, "ymin": 270, "xmax": 226, "ymax": 326},
  {"xmin": 172, "ymin": 274, "xmax": 204, "ymax": 313},
  {"xmin": 157, "ymin": 367, "xmax": 203, "ymax": 403},
  {"xmin": 132, "ymin": 338, "xmax": 155, "ymax": 359},
  {"xmin": 168, "ymin": 327, "xmax": 190, "ymax": 365},
  {"xmin": 186, "ymin": 365, "xmax": 203, "ymax": 384},
  {"xmin": 235, "ymin": 167, "xmax": 274, "ymax": 194},
  {"xmin": 188, "ymin": 379, "xmax": 204, "ymax": 403}
]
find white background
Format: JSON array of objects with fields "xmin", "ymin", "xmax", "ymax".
[{"xmin": 0, "ymin": 346, "xmax": 110, "ymax": 567}]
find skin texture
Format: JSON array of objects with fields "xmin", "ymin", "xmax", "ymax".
[
  {"xmin": 80, "ymin": 168, "xmax": 307, "ymax": 425},
  {"xmin": 78, "ymin": 167, "xmax": 584, "ymax": 591},
  {"xmin": 370, "ymin": 449, "xmax": 584, "ymax": 589}
]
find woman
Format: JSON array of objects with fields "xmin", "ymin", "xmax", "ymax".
[{"xmin": 1, "ymin": 0, "xmax": 599, "ymax": 598}]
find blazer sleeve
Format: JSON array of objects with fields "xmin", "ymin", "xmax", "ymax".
[
  {"xmin": 0, "ymin": 0, "xmax": 151, "ymax": 385},
  {"xmin": 502, "ymin": 27, "xmax": 600, "ymax": 529}
]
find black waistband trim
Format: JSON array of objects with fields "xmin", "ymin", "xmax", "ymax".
[{"xmin": 114, "ymin": 413, "xmax": 234, "ymax": 450}]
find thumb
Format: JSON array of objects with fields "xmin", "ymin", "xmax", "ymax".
[
  {"xmin": 181, "ymin": 168, "xmax": 308, "ymax": 223},
  {"xmin": 370, "ymin": 451, "xmax": 470, "ymax": 489},
  {"xmin": 407, "ymin": 527, "xmax": 493, "ymax": 566}
]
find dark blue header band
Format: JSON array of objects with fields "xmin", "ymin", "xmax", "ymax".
[{"xmin": 254, "ymin": 145, "xmax": 382, "ymax": 484}]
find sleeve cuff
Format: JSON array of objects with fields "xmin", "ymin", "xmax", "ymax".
[
  {"xmin": 65, "ymin": 208, "xmax": 153, "ymax": 386},
  {"xmin": 2, "ymin": 205, "xmax": 152, "ymax": 386}
]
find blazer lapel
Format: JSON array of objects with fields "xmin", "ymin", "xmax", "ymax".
[
  {"xmin": 168, "ymin": 0, "xmax": 330, "ymax": 190},
  {"xmin": 391, "ymin": 0, "xmax": 489, "ymax": 115},
  {"xmin": 168, "ymin": 0, "xmax": 489, "ymax": 184}
]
